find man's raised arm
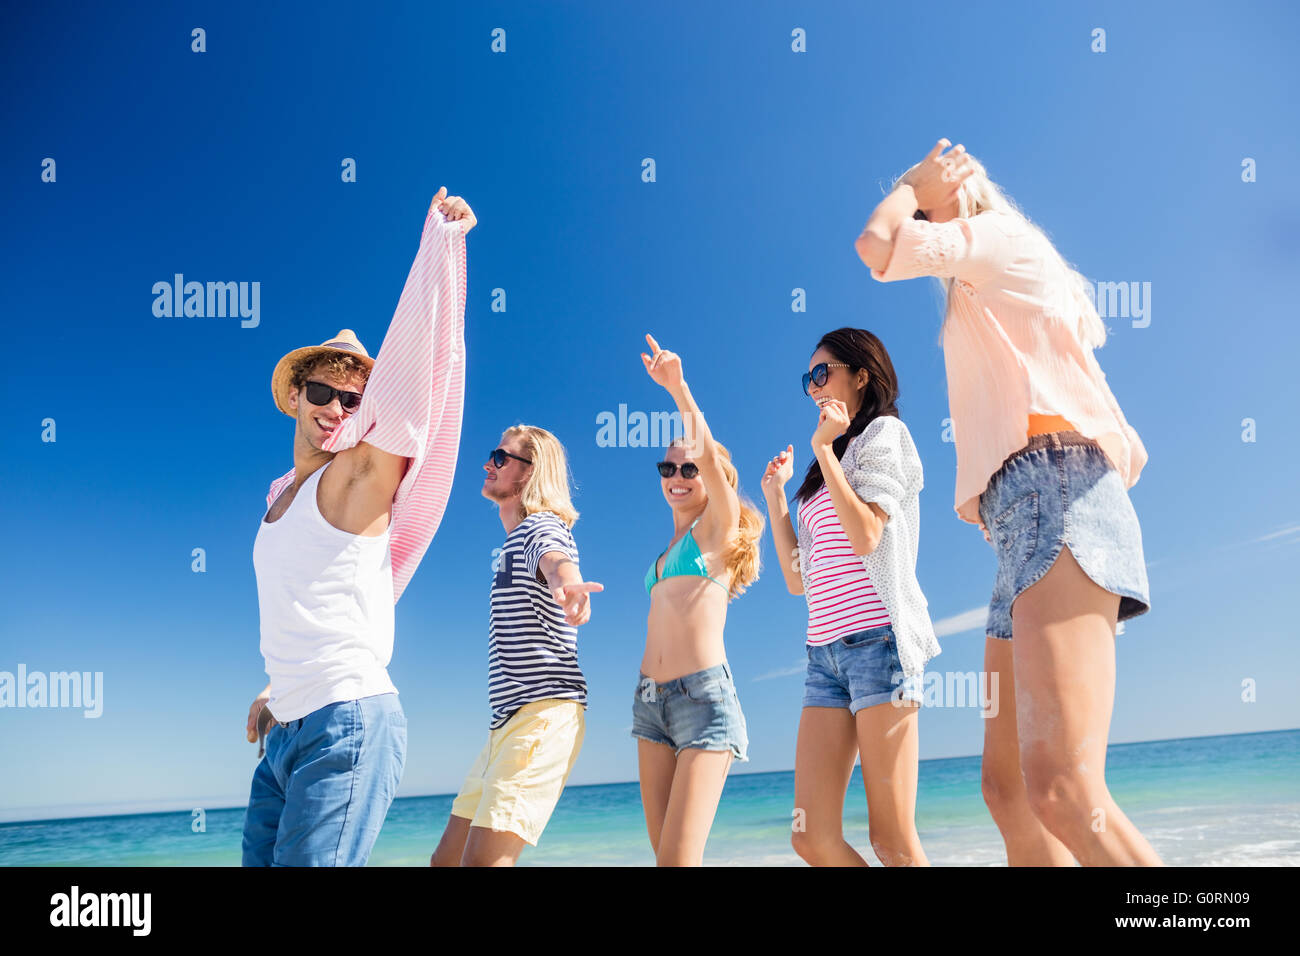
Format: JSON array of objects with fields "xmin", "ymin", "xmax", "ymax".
[{"xmin": 325, "ymin": 189, "xmax": 475, "ymax": 495}]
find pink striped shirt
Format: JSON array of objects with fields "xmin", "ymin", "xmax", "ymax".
[
  {"xmin": 266, "ymin": 204, "xmax": 468, "ymax": 603},
  {"xmin": 798, "ymin": 485, "xmax": 892, "ymax": 645}
]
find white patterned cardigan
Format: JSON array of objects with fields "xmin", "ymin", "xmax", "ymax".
[{"xmin": 794, "ymin": 415, "xmax": 942, "ymax": 682}]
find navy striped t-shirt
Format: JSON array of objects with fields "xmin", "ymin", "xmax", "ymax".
[{"xmin": 487, "ymin": 511, "xmax": 588, "ymax": 729}]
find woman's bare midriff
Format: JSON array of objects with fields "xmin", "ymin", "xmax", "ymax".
[{"xmin": 642, "ymin": 577, "xmax": 731, "ymax": 683}]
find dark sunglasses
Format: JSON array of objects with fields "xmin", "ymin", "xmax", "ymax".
[
  {"xmin": 304, "ymin": 380, "xmax": 363, "ymax": 411},
  {"xmin": 801, "ymin": 362, "xmax": 851, "ymax": 396},
  {"xmin": 657, "ymin": 461, "xmax": 699, "ymax": 479},
  {"xmin": 489, "ymin": 448, "xmax": 532, "ymax": 468}
]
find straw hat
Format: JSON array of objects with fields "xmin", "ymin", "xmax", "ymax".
[{"xmin": 270, "ymin": 329, "xmax": 375, "ymax": 417}]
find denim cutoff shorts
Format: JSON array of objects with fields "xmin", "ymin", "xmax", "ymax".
[
  {"xmin": 631, "ymin": 661, "xmax": 748, "ymax": 761},
  {"xmin": 979, "ymin": 430, "xmax": 1151, "ymax": 640},
  {"xmin": 803, "ymin": 624, "xmax": 921, "ymax": 713}
]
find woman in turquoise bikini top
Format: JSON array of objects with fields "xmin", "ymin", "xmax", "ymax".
[
  {"xmin": 636, "ymin": 332, "xmax": 765, "ymax": 867},
  {"xmin": 644, "ymin": 516, "xmax": 730, "ymax": 595}
]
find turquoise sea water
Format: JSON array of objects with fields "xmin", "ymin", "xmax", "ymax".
[{"xmin": 3, "ymin": 729, "xmax": 1297, "ymax": 866}]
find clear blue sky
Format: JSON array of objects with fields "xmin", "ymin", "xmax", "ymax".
[{"xmin": 2, "ymin": 0, "xmax": 1297, "ymax": 822}]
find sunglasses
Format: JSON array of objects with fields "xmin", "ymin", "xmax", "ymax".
[
  {"xmin": 303, "ymin": 380, "xmax": 363, "ymax": 411},
  {"xmin": 801, "ymin": 362, "xmax": 851, "ymax": 396},
  {"xmin": 489, "ymin": 448, "xmax": 533, "ymax": 468},
  {"xmin": 657, "ymin": 461, "xmax": 699, "ymax": 479}
]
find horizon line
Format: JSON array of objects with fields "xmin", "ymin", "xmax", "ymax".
[{"xmin": 1, "ymin": 725, "xmax": 1294, "ymax": 828}]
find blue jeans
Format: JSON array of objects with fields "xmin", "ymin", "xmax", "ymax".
[
  {"xmin": 979, "ymin": 431, "xmax": 1152, "ymax": 639},
  {"xmin": 241, "ymin": 693, "xmax": 407, "ymax": 866},
  {"xmin": 802, "ymin": 624, "xmax": 920, "ymax": 713},
  {"xmin": 631, "ymin": 662, "xmax": 749, "ymax": 761}
]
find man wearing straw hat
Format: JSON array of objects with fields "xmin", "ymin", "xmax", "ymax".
[{"xmin": 239, "ymin": 187, "xmax": 475, "ymax": 867}]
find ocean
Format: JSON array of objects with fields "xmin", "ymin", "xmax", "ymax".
[{"xmin": 3, "ymin": 729, "xmax": 1296, "ymax": 866}]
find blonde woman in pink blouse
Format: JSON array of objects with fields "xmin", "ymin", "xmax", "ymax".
[{"xmin": 856, "ymin": 140, "xmax": 1161, "ymax": 866}]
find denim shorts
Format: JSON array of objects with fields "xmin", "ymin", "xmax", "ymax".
[
  {"xmin": 803, "ymin": 624, "xmax": 921, "ymax": 713},
  {"xmin": 631, "ymin": 661, "xmax": 749, "ymax": 761},
  {"xmin": 979, "ymin": 431, "xmax": 1151, "ymax": 640},
  {"xmin": 241, "ymin": 693, "xmax": 407, "ymax": 866}
]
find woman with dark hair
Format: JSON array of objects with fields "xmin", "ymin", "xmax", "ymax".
[{"xmin": 762, "ymin": 327, "xmax": 940, "ymax": 866}]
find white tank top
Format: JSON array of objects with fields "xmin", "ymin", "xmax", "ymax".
[{"xmin": 253, "ymin": 460, "xmax": 397, "ymax": 722}]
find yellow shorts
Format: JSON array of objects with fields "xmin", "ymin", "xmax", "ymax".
[{"xmin": 449, "ymin": 698, "xmax": 585, "ymax": 846}]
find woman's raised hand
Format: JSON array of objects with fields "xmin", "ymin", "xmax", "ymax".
[
  {"xmin": 761, "ymin": 445, "xmax": 795, "ymax": 500},
  {"xmin": 899, "ymin": 139, "xmax": 974, "ymax": 214},
  {"xmin": 811, "ymin": 398, "xmax": 850, "ymax": 451},
  {"xmin": 640, "ymin": 333, "xmax": 683, "ymax": 391}
]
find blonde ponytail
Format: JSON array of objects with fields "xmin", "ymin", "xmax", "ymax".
[
  {"xmin": 711, "ymin": 442, "xmax": 764, "ymax": 601},
  {"xmin": 725, "ymin": 495, "xmax": 765, "ymax": 601}
]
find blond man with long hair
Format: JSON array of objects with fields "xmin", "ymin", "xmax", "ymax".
[
  {"xmin": 430, "ymin": 425, "xmax": 602, "ymax": 867},
  {"xmin": 634, "ymin": 333, "xmax": 764, "ymax": 866},
  {"xmin": 857, "ymin": 139, "xmax": 1159, "ymax": 866}
]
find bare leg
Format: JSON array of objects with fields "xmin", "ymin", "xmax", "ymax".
[
  {"xmin": 791, "ymin": 706, "xmax": 869, "ymax": 866},
  {"xmin": 981, "ymin": 637, "xmax": 1075, "ymax": 865},
  {"xmin": 654, "ymin": 748, "xmax": 733, "ymax": 866},
  {"xmin": 854, "ymin": 700, "xmax": 929, "ymax": 865},
  {"xmin": 637, "ymin": 739, "xmax": 677, "ymax": 857},
  {"xmin": 1013, "ymin": 545, "xmax": 1163, "ymax": 866},
  {"xmin": 460, "ymin": 825, "xmax": 528, "ymax": 867},
  {"xmin": 429, "ymin": 814, "xmax": 471, "ymax": 867}
]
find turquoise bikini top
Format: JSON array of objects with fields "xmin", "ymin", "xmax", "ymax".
[{"xmin": 644, "ymin": 517, "xmax": 729, "ymax": 596}]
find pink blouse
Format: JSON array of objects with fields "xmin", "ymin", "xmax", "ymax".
[
  {"xmin": 266, "ymin": 205, "xmax": 468, "ymax": 603},
  {"xmin": 871, "ymin": 210, "xmax": 1146, "ymax": 528}
]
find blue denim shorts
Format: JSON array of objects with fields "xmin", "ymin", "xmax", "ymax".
[
  {"xmin": 803, "ymin": 624, "xmax": 922, "ymax": 713},
  {"xmin": 241, "ymin": 693, "xmax": 407, "ymax": 866},
  {"xmin": 631, "ymin": 661, "xmax": 748, "ymax": 761},
  {"xmin": 979, "ymin": 431, "xmax": 1152, "ymax": 640}
]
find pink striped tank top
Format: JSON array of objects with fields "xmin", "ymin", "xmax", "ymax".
[{"xmin": 797, "ymin": 484, "xmax": 892, "ymax": 645}]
